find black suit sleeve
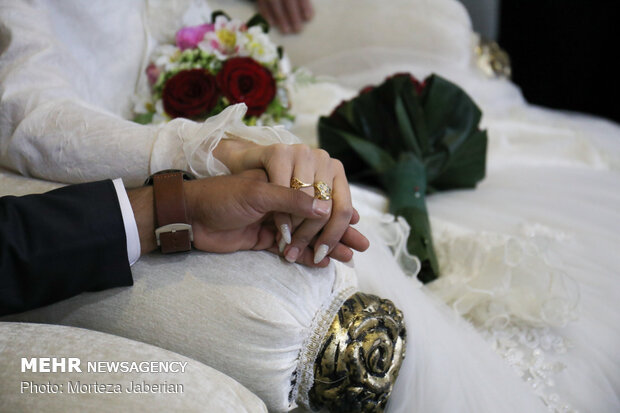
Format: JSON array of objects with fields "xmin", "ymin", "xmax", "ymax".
[{"xmin": 0, "ymin": 180, "xmax": 134, "ymax": 316}]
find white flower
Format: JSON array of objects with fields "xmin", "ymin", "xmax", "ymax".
[
  {"xmin": 152, "ymin": 44, "xmax": 181, "ymax": 71},
  {"xmin": 132, "ymin": 93, "xmax": 152, "ymax": 114},
  {"xmin": 152, "ymin": 99, "xmax": 169, "ymax": 124},
  {"xmin": 199, "ymin": 15, "xmax": 242, "ymax": 59},
  {"xmin": 278, "ymin": 54, "xmax": 292, "ymax": 76},
  {"xmin": 237, "ymin": 26, "xmax": 278, "ymax": 64},
  {"xmin": 276, "ymin": 86, "xmax": 290, "ymax": 108}
]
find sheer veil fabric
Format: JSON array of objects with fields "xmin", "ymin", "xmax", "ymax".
[{"xmin": 1, "ymin": 0, "xmax": 619, "ymax": 412}]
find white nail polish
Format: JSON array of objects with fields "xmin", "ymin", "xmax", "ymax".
[
  {"xmin": 278, "ymin": 237, "xmax": 287, "ymax": 253},
  {"xmin": 313, "ymin": 244, "xmax": 329, "ymax": 264},
  {"xmin": 280, "ymin": 224, "xmax": 291, "ymax": 244}
]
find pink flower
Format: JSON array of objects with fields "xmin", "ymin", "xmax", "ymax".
[
  {"xmin": 146, "ymin": 63, "xmax": 160, "ymax": 86},
  {"xmin": 175, "ymin": 24, "xmax": 214, "ymax": 50}
]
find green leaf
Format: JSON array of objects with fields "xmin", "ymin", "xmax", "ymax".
[
  {"xmin": 319, "ymin": 119, "xmax": 370, "ymax": 181},
  {"xmin": 433, "ymin": 129, "xmax": 487, "ymax": 189},
  {"xmin": 394, "ymin": 94, "xmax": 422, "ymax": 157},
  {"xmin": 388, "ymin": 75, "xmax": 426, "ymax": 155},
  {"xmin": 319, "ymin": 120, "xmax": 395, "ymax": 173},
  {"xmin": 133, "ymin": 112, "xmax": 154, "ymax": 125},
  {"xmin": 246, "ymin": 14, "xmax": 270, "ymax": 33},
  {"xmin": 423, "ymin": 75, "xmax": 482, "ymax": 150},
  {"xmin": 211, "ymin": 10, "xmax": 231, "ymax": 23}
]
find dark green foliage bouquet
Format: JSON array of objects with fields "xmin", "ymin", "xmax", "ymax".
[{"xmin": 319, "ymin": 74, "xmax": 487, "ymax": 283}]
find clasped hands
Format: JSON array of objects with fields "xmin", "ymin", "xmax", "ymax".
[{"xmin": 131, "ymin": 139, "xmax": 368, "ymax": 268}]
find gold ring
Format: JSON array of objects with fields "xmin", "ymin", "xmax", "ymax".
[
  {"xmin": 313, "ymin": 181, "xmax": 332, "ymax": 201},
  {"xmin": 291, "ymin": 177, "xmax": 313, "ymax": 190}
]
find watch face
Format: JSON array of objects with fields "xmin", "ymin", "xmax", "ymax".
[{"xmin": 144, "ymin": 169, "xmax": 196, "ymax": 186}]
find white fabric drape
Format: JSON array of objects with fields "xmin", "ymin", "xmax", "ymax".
[{"xmin": 0, "ymin": 0, "xmax": 299, "ymax": 187}]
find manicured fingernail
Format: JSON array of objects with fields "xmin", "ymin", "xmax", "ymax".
[
  {"xmin": 280, "ymin": 224, "xmax": 291, "ymax": 244},
  {"xmin": 282, "ymin": 25, "xmax": 291, "ymax": 33},
  {"xmin": 278, "ymin": 237, "xmax": 287, "ymax": 253},
  {"xmin": 285, "ymin": 247, "xmax": 300, "ymax": 263},
  {"xmin": 312, "ymin": 199, "xmax": 331, "ymax": 215},
  {"xmin": 313, "ymin": 244, "xmax": 329, "ymax": 264}
]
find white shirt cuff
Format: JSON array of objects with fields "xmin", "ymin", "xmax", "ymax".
[{"xmin": 112, "ymin": 178, "xmax": 141, "ymax": 266}]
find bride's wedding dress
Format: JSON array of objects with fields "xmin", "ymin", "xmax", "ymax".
[{"xmin": 1, "ymin": 0, "xmax": 618, "ymax": 412}]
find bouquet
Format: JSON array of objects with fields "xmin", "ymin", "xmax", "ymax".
[
  {"xmin": 134, "ymin": 12, "xmax": 293, "ymax": 127},
  {"xmin": 319, "ymin": 74, "xmax": 488, "ymax": 283}
]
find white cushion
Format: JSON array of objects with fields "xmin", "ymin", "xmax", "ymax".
[
  {"xmin": 0, "ymin": 187, "xmax": 358, "ymax": 412},
  {"xmin": 0, "ymin": 322, "xmax": 266, "ymax": 412}
]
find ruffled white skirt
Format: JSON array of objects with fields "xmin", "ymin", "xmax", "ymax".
[
  {"xmin": 276, "ymin": 1, "xmax": 620, "ymax": 408},
  {"xmin": 285, "ymin": 57, "xmax": 620, "ymax": 413}
]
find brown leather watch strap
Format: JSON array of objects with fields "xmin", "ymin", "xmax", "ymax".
[{"xmin": 152, "ymin": 171, "xmax": 192, "ymax": 253}]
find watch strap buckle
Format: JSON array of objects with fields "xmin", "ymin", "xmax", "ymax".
[
  {"xmin": 155, "ymin": 223, "xmax": 194, "ymax": 245},
  {"xmin": 155, "ymin": 223, "xmax": 193, "ymax": 253}
]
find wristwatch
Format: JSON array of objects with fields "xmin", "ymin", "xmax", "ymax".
[{"xmin": 144, "ymin": 170, "xmax": 195, "ymax": 253}]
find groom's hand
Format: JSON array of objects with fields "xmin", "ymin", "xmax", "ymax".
[{"xmin": 184, "ymin": 170, "xmax": 330, "ymax": 254}]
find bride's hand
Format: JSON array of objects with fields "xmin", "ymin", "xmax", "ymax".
[
  {"xmin": 256, "ymin": 0, "xmax": 314, "ymax": 34},
  {"xmin": 214, "ymin": 138, "xmax": 369, "ymax": 266}
]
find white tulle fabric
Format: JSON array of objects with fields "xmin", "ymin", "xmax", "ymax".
[
  {"xmin": 429, "ymin": 222, "xmax": 581, "ymax": 412},
  {"xmin": 431, "ymin": 221, "xmax": 579, "ymax": 328},
  {"xmin": 1, "ymin": 0, "xmax": 620, "ymax": 412}
]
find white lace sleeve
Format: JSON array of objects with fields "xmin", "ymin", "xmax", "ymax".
[{"xmin": 0, "ymin": 1, "xmax": 299, "ymax": 188}]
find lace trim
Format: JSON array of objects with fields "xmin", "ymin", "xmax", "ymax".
[
  {"xmin": 429, "ymin": 222, "xmax": 580, "ymax": 412},
  {"xmin": 430, "ymin": 222, "xmax": 579, "ymax": 328},
  {"xmin": 481, "ymin": 322, "xmax": 579, "ymax": 413},
  {"xmin": 290, "ymin": 285, "xmax": 357, "ymax": 410}
]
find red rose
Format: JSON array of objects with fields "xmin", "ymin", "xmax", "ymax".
[
  {"xmin": 360, "ymin": 85, "xmax": 375, "ymax": 95},
  {"xmin": 217, "ymin": 57, "xmax": 276, "ymax": 117},
  {"xmin": 411, "ymin": 76, "xmax": 426, "ymax": 95},
  {"xmin": 163, "ymin": 69, "xmax": 219, "ymax": 119}
]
